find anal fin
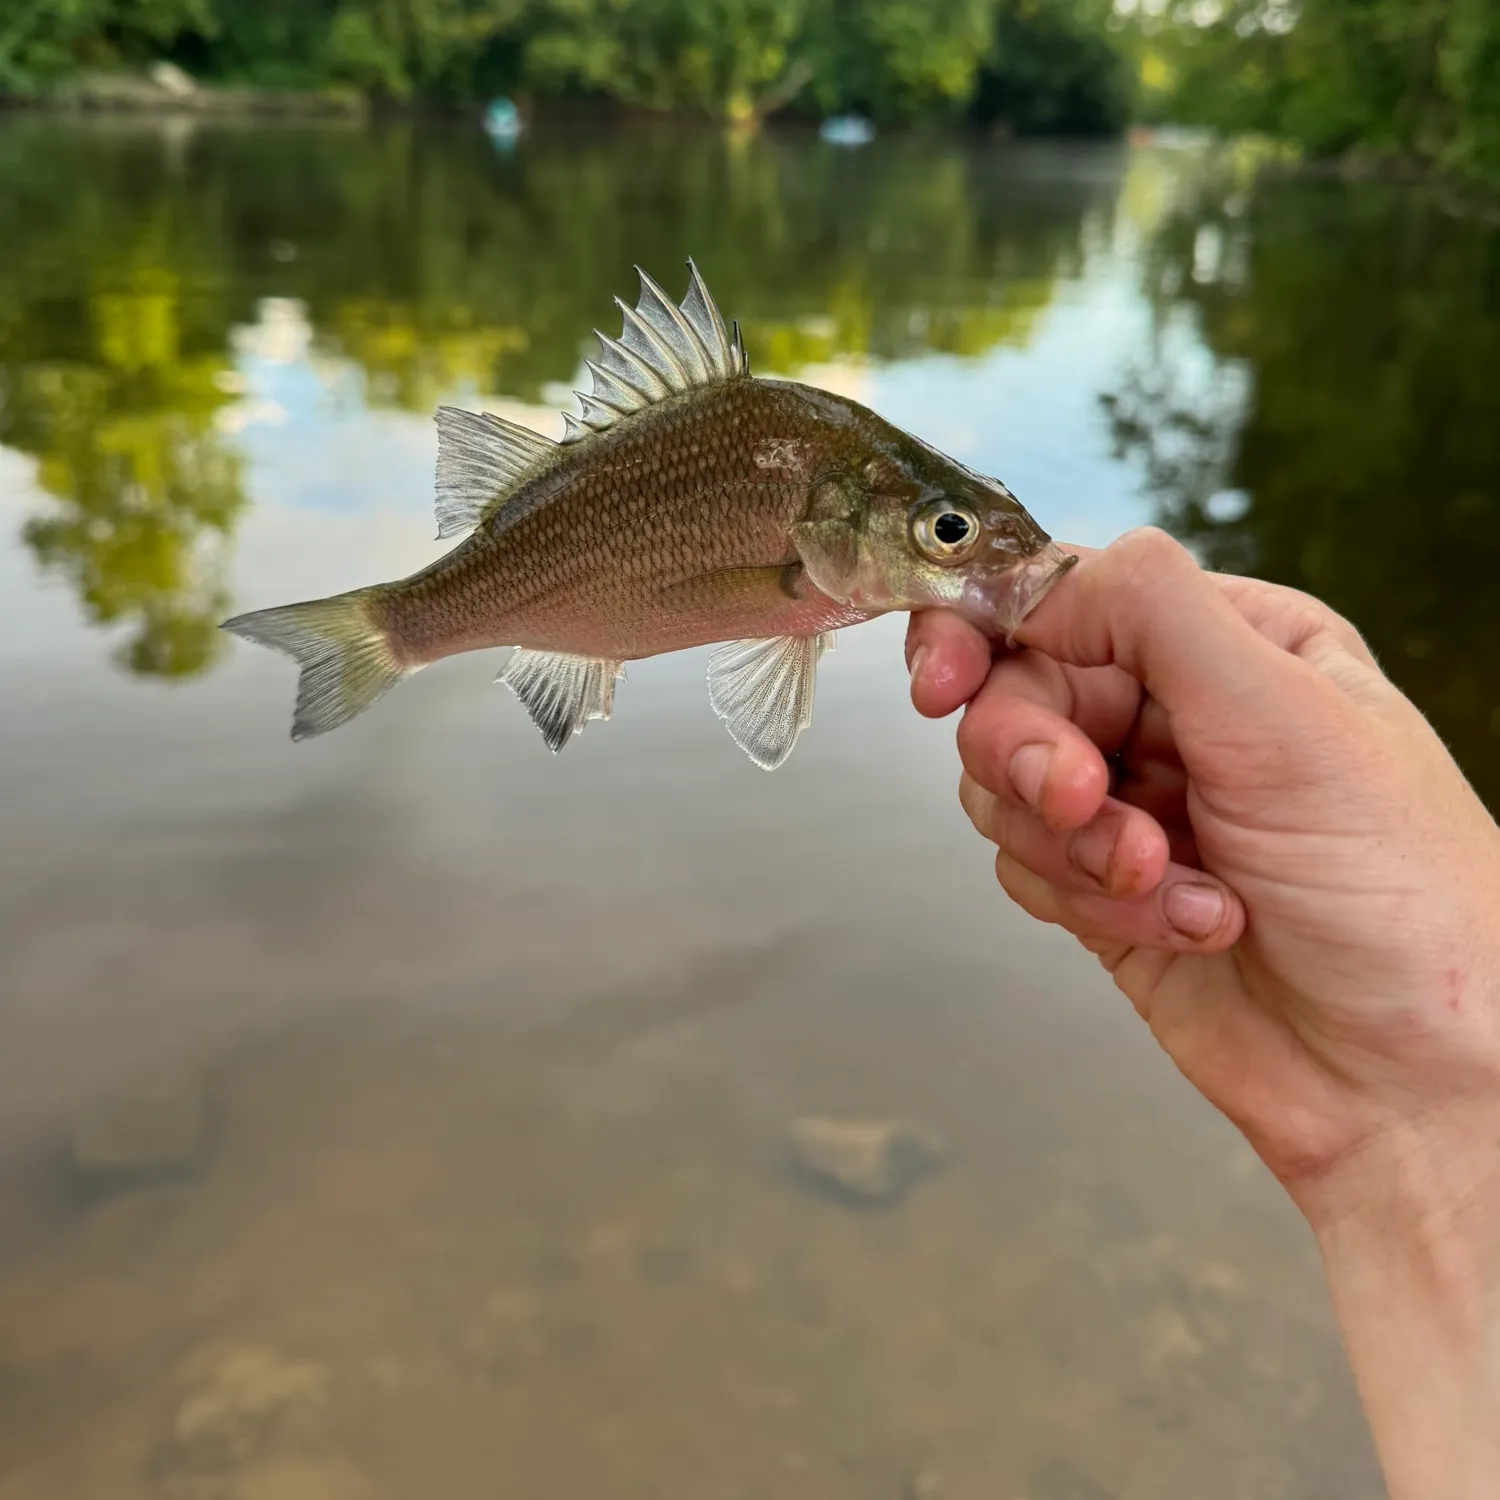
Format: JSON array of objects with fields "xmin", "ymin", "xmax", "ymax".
[
  {"xmin": 498, "ymin": 649, "xmax": 625, "ymax": 753},
  {"xmin": 707, "ymin": 632, "xmax": 835, "ymax": 771}
]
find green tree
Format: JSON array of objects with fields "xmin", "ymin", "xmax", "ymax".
[
  {"xmin": 1133, "ymin": 0, "xmax": 1500, "ymax": 187},
  {"xmin": 797, "ymin": 0, "xmax": 1000, "ymax": 121},
  {"xmin": 974, "ymin": 0, "xmax": 1131, "ymax": 135},
  {"xmin": 1, "ymin": 0, "xmax": 1143, "ymax": 131},
  {"xmin": 0, "ymin": 0, "xmax": 214, "ymax": 92},
  {"xmin": 1440, "ymin": 0, "xmax": 1500, "ymax": 184},
  {"xmin": 523, "ymin": 0, "xmax": 808, "ymax": 121}
]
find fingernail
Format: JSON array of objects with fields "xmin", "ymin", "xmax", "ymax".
[
  {"xmin": 908, "ymin": 644, "xmax": 928, "ymax": 680},
  {"xmin": 1163, "ymin": 883, "xmax": 1224, "ymax": 940},
  {"xmin": 1069, "ymin": 819, "xmax": 1114, "ymax": 883},
  {"xmin": 1009, "ymin": 743, "xmax": 1052, "ymax": 809}
]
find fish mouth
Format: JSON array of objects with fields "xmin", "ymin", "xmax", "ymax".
[
  {"xmin": 1000, "ymin": 542, "xmax": 1079, "ymax": 646},
  {"xmin": 957, "ymin": 541, "xmax": 1078, "ymax": 644}
]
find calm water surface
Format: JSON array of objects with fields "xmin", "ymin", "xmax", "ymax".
[{"xmin": 6, "ymin": 114, "xmax": 1498, "ymax": 1498}]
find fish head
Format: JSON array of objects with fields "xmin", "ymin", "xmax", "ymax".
[{"xmin": 789, "ymin": 408, "xmax": 1076, "ymax": 640}]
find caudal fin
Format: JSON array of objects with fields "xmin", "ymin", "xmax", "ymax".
[{"xmin": 221, "ymin": 588, "xmax": 412, "ymax": 741}]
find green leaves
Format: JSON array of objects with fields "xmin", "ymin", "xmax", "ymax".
[
  {"xmin": 1, "ymin": 0, "xmax": 1134, "ymax": 133},
  {"xmin": 0, "ymin": 0, "xmax": 214, "ymax": 91},
  {"xmin": 977, "ymin": 0, "xmax": 1131, "ymax": 134},
  {"xmin": 524, "ymin": 0, "xmax": 814, "ymax": 121},
  {"xmin": 799, "ymin": 0, "xmax": 1002, "ymax": 121},
  {"xmin": 1130, "ymin": 0, "xmax": 1500, "ymax": 188}
]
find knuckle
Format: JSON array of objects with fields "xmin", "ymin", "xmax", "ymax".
[
  {"xmin": 1327, "ymin": 610, "xmax": 1376, "ymax": 662},
  {"xmin": 955, "ymin": 699, "xmax": 1008, "ymax": 782},
  {"xmin": 1106, "ymin": 527, "xmax": 1201, "ymax": 610},
  {"xmin": 993, "ymin": 850, "xmax": 1060, "ymax": 924},
  {"xmin": 954, "ymin": 710, "xmax": 987, "ymax": 780},
  {"xmin": 1116, "ymin": 525, "xmax": 1193, "ymax": 576},
  {"xmin": 1278, "ymin": 588, "xmax": 1377, "ymax": 665},
  {"xmin": 1284, "ymin": 587, "xmax": 1343, "ymax": 637},
  {"xmin": 955, "ymin": 663, "xmax": 1067, "ymax": 782}
]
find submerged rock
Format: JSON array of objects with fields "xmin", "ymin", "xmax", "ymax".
[
  {"xmin": 787, "ymin": 1116, "xmax": 946, "ymax": 1206},
  {"xmin": 164, "ymin": 1345, "xmax": 329, "ymax": 1474}
]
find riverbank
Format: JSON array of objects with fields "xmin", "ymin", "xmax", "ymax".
[
  {"xmin": 5, "ymin": 65, "xmax": 366, "ymax": 119},
  {"xmin": 8, "ymin": 64, "xmax": 1494, "ymax": 221}
]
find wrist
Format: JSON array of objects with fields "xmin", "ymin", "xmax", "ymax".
[
  {"xmin": 1298, "ymin": 1105, "xmax": 1500, "ymax": 1500},
  {"xmin": 1299, "ymin": 1093, "xmax": 1500, "ymax": 1243}
]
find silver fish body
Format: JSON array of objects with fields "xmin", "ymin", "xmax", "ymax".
[{"xmin": 223, "ymin": 263, "xmax": 1074, "ymax": 768}]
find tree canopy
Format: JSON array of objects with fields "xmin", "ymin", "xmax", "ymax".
[
  {"xmin": 1128, "ymin": 0, "xmax": 1500, "ymax": 186},
  {"xmin": 3, "ymin": 1, "xmax": 1500, "ymax": 183},
  {"xmin": 0, "ymin": 0, "xmax": 1130, "ymax": 132}
]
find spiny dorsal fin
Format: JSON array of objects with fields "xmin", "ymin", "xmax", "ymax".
[
  {"xmin": 433, "ymin": 407, "xmax": 557, "ymax": 539},
  {"xmin": 561, "ymin": 259, "xmax": 750, "ymax": 445}
]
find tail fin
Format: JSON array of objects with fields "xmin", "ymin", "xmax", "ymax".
[{"xmin": 221, "ymin": 588, "xmax": 413, "ymax": 741}]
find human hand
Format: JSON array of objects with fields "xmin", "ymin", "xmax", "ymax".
[
  {"xmin": 906, "ymin": 526, "xmax": 1500, "ymax": 1196},
  {"xmin": 907, "ymin": 528, "xmax": 1500, "ymax": 1497}
]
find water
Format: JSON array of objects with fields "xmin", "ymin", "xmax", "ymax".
[{"xmin": 9, "ymin": 112, "xmax": 1498, "ymax": 1497}]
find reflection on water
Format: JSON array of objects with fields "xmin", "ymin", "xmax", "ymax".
[
  {"xmin": 0, "ymin": 118, "xmax": 1121, "ymax": 690},
  {"xmin": 1105, "ymin": 165, "xmax": 1500, "ymax": 811},
  {"xmin": 0, "ymin": 115, "xmax": 1453, "ymax": 1496},
  {"xmin": 0, "ymin": 125, "xmax": 249, "ymax": 678}
]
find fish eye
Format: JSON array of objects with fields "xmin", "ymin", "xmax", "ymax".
[
  {"xmin": 934, "ymin": 512, "xmax": 970, "ymax": 545},
  {"xmin": 911, "ymin": 502, "xmax": 981, "ymax": 564}
]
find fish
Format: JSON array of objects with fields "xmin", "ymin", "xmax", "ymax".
[{"xmin": 221, "ymin": 261, "xmax": 1076, "ymax": 770}]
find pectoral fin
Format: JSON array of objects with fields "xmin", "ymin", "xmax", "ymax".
[
  {"xmin": 498, "ymin": 649, "xmax": 625, "ymax": 753},
  {"xmin": 707, "ymin": 632, "xmax": 836, "ymax": 771},
  {"xmin": 788, "ymin": 519, "xmax": 860, "ymax": 603}
]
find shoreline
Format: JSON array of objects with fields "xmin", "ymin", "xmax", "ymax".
[
  {"xmin": 2, "ymin": 69, "xmax": 369, "ymax": 120},
  {"xmin": 4, "ymin": 74, "xmax": 1492, "ymax": 211}
]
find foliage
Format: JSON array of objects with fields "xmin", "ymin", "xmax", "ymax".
[
  {"xmin": 0, "ymin": 118, "xmax": 1108, "ymax": 677},
  {"xmin": 975, "ymin": 0, "xmax": 1131, "ymax": 136},
  {"xmin": 5, "ymin": 0, "xmax": 1500, "ymax": 184},
  {"xmin": 1128, "ymin": 0, "xmax": 1500, "ymax": 187},
  {"xmin": 0, "ymin": 0, "xmax": 215, "ymax": 92},
  {"xmin": 793, "ymin": 0, "xmax": 996, "ymax": 121},
  {"xmin": 523, "ymin": 0, "xmax": 807, "ymax": 121},
  {"xmin": 0, "ymin": 0, "xmax": 1136, "ymax": 128}
]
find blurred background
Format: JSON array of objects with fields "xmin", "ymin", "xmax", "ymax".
[{"xmin": 2, "ymin": 3, "xmax": 1498, "ymax": 1497}]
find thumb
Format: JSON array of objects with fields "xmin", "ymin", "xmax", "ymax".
[{"xmin": 1013, "ymin": 528, "xmax": 1291, "ymax": 720}]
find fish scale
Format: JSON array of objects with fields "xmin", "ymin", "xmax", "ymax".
[
  {"xmin": 382, "ymin": 381, "xmax": 844, "ymax": 663},
  {"xmin": 223, "ymin": 261, "xmax": 1073, "ymax": 770}
]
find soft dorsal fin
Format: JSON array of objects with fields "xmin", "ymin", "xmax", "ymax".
[
  {"xmin": 562, "ymin": 258, "xmax": 750, "ymax": 444},
  {"xmin": 433, "ymin": 407, "xmax": 557, "ymax": 539}
]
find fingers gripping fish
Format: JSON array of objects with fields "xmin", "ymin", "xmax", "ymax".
[{"xmin": 222, "ymin": 262, "xmax": 1075, "ymax": 769}]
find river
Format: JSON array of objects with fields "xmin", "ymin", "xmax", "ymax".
[{"xmin": 8, "ymin": 112, "xmax": 1491, "ymax": 1497}]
